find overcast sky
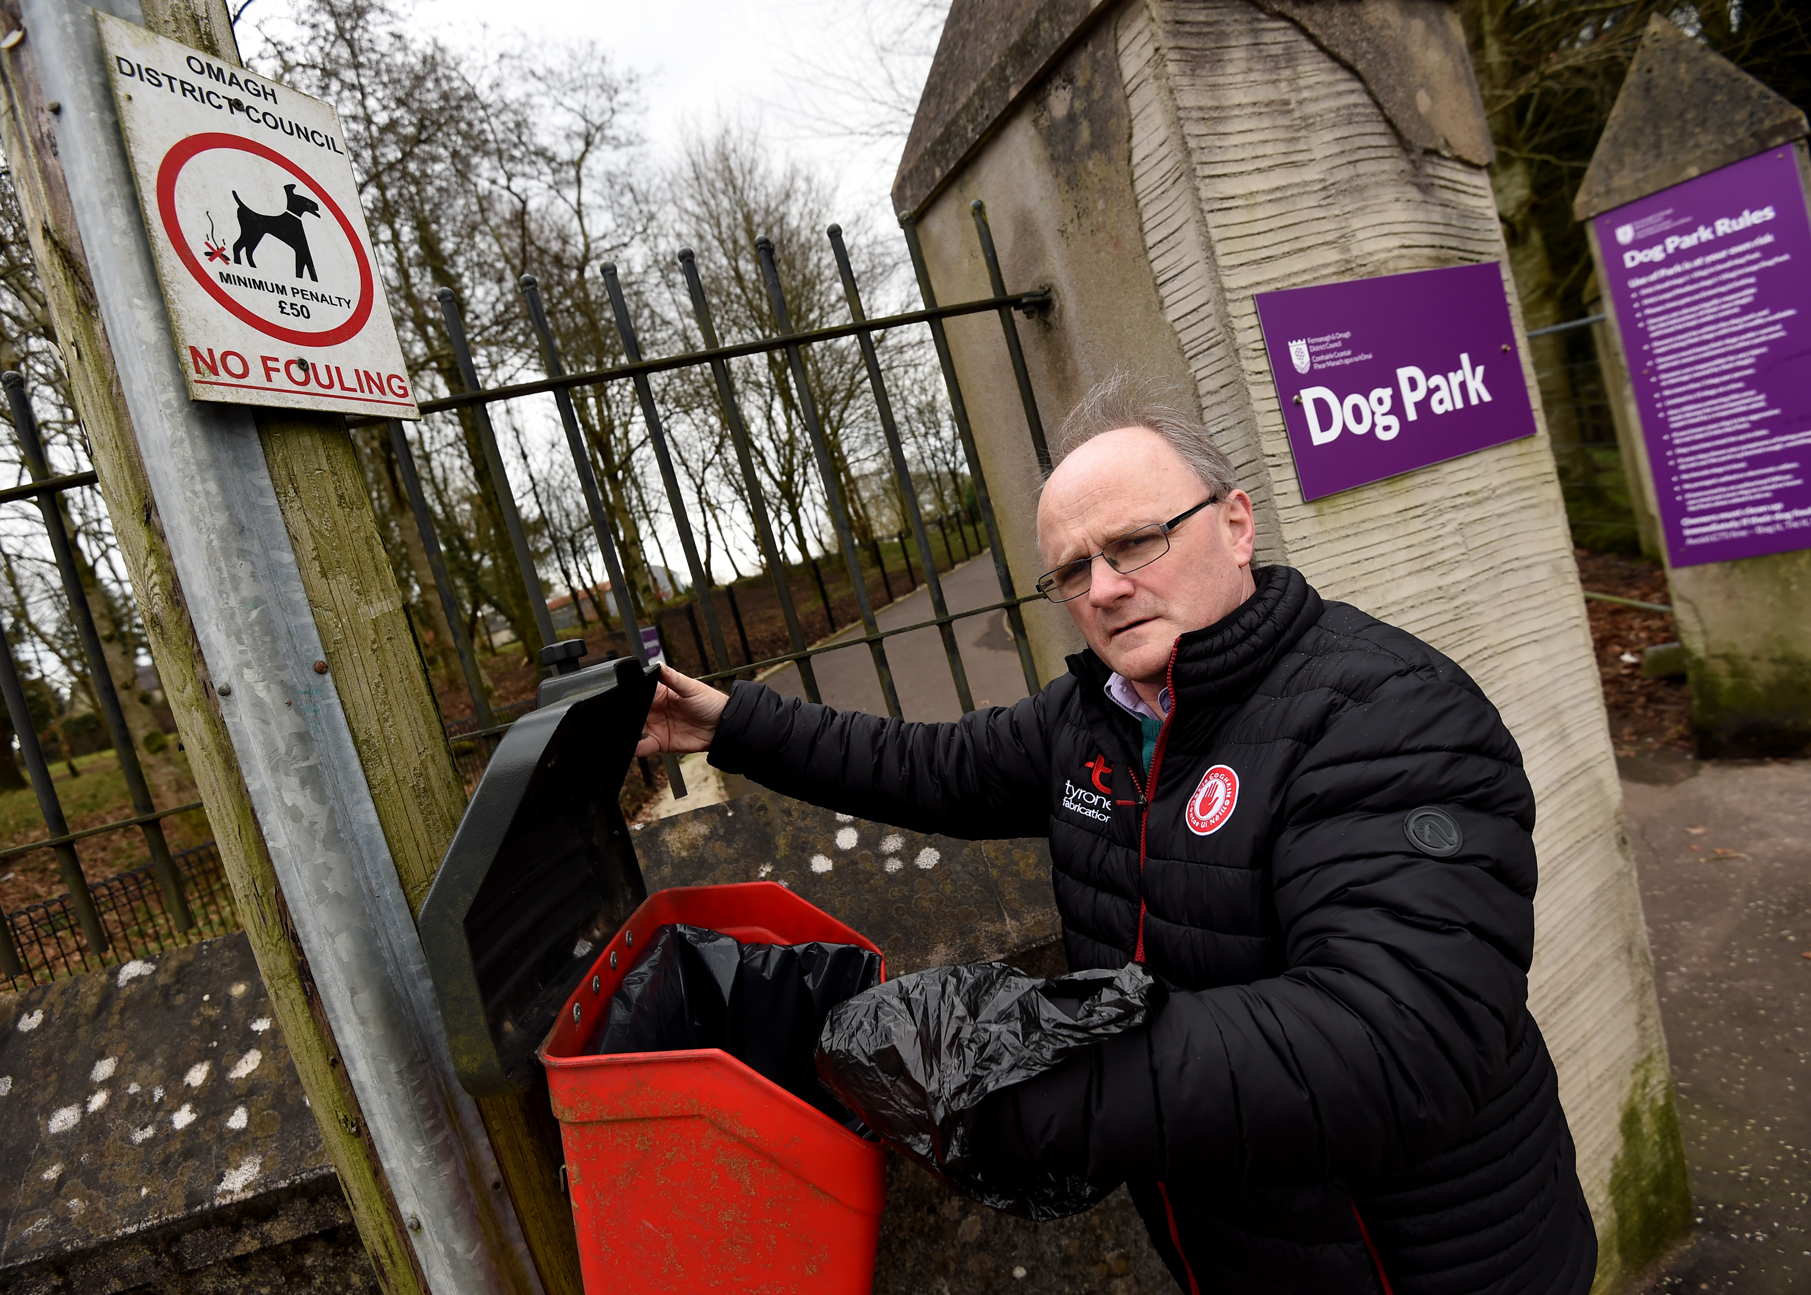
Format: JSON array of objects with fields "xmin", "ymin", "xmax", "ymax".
[{"xmin": 241, "ymin": 0, "xmax": 945, "ymax": 238}]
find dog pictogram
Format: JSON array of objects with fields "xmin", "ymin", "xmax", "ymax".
[{"xmin": 231, "ymin": 183, "xmax": 320, "ymax": 281}]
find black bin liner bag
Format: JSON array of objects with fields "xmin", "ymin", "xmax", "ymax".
[
  {"xmin": 591, "ymin": 923, "xmax": 882, "ymax": 1129},
  {"xmin": 814, "ymin": 961, "xmax": 1164, "ymax": 1221}
]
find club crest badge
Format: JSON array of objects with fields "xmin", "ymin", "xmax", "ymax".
[
  {"xmin": 1288, "ymin": 339, "xmax": 1311, "ymax": 375},
  {"xmin": 1185, "ymin": 765, "xmax": 1239, "ymax": 836}
]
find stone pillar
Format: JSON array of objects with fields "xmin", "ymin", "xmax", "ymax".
[
  {"xmin": 1573, "ymin": 17, "xmax": 1811, "ymax": 758},
  {"xmin": 895, "ymin": 1, "xmax": 1687, "ymax": 1285}
]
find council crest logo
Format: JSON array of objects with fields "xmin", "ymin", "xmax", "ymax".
[
  {"xmin": 1185, "ymin": 764, "xmax": 1239, "ymax": 836},
  {"xmin": 1614, "ymin": 223, "xmax": 1636, "ymax": 246},
  {"xmin": 1288, "ymin": 339, "xmax": 1311, "ymax": 375}
]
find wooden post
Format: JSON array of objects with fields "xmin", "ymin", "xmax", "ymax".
[
  {"xmin": 0, "ymin": 6, "xmax": 426, "ymax": 1290},
  {"xmin": 0, "ymin": 1, "xmax": 574, "ymax": 1289},
  {"xmin": 262, "ymin": 414, "xmax": 583, "ymax": 1294}
]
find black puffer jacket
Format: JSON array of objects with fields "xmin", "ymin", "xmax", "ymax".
[{"xmin": 709, "ymin": 566, "xmax": 1596, "ymax": 1294}]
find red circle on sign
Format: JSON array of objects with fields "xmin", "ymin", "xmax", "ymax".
[
  {"xmin": 155, "ymin": 132, "xmax": 374, "ymax": 348},
  {"xmin": 1185, "ymin": 765, "xmax": 1239, "ymax": 836}
]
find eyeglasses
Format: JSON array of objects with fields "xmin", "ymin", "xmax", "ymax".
[{"xmin": 1036, "ymin": 497, "xmax": 1218, "ymax": 603}]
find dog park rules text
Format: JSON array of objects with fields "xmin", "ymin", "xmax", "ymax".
[{"xmin": 100, "ymin": 15, "xmax": 418, "ymax": 419}]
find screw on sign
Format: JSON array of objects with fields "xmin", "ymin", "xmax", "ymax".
[{"xmin": 98, "ymin": 14, "xmax": 419, "ymax": 420}]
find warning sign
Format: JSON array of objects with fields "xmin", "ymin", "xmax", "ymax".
[{"xmin": 99, "ymin": 15, "xmax": 419, "ymax": 419}]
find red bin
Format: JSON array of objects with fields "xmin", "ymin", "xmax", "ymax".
[{"xmin": 539, "ymin": 882, "xmax": 888, "ymax": 1293}]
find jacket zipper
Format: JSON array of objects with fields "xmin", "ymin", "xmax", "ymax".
[
  {"xmin": 1157, "ymin": 1182, "xmax": 1202, "ymax": 1295},
  {"xmin": 1122, "ymin": 642, "xmax": 1181, "ymax": 964},
  {"xmin": 1130, "ymin": 649, "xmax": 1196, "ymax": 1295},
  {"xmin": 1351, "ymin": 1199, "xmax": 1395, "ymax": 1295}
]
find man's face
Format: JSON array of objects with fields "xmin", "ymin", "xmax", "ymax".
[{"xmin": 1036, "ymin": 426, "xmax": 1256, "ymax": 687}]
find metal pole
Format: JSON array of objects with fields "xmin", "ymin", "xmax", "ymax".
[
  {"xmin": 970, "ymin": 200, "xmax": 1051, "ymax": 472},
  {"xmin": 4, "ymin": 370, "xmax": 192, "ymax": 931},
  {"xmin": 756, "ymin": 236, "xmax": 901, "ymax": 718},
  {"xmin": 723, "ymin": 583, "xmax": 753, "ymax": 666},
  {"xmin": 434, "ymin": 288, "xmax": 561, "ymax": 663},
  {"xmin": 809, "ymin": 555, "xmax": 836, "ymax": 633},
  {"xmin": 684, "ymin": 601, "xmax": 710, "ymax": 675},
  {"xmin": 677, "ymin": 250, "xmax": 822, "ymax": 703},
  {"xmin": 386, "ymin": 420, "xmax": 494, "ymax": 730},
  {"xmin": 516, "ymin": 277, "xmax": 683, "ymax": 796},
  {"xmin": 0, "ymin": 618, "xmax": 106, "ymax": 957},
  {"xmin": 899, "ymin": 531, "xmax": 915, "ymax": 587},
  {"xmin": 827, "ymin": 226, "xmax": 975, "ymax": 713},
  {"xmin": 870, "ymin": 537, "xmax": 893, "ymax": 603},
  {"xmin": 518, "ymin": 277, "xmax": 645, "ymax": 654},
  {"xmin": 900, "ymin": 214, "xmax": 1042, "ymax": 697},
  {"xmin": 599, "ymin": 264, "xmax": 733, "ymax": 678}
]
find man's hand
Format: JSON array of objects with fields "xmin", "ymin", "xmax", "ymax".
[{"xmin": 634, "ymin": 665, "xmax": 730, "ymax": 757}]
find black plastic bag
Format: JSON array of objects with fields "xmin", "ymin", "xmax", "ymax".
[
  {"xmin": 592, "ymin": 923, "xmax": 882, "ymax": 1128},
  {"xmin": 814, "ymin": 961, "xmax": 1163, "ymax": 1220}
]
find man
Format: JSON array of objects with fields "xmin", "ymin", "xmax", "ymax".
[{"xmin": 636, "ymin": 376, "xmax": 1597, "ymax": 1293}]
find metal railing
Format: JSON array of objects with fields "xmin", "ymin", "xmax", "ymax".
[
  {"xmin": 383, "ymin": 201, "xmax": 1051, "ymax": 794},
  {"xmin": 0, "ymin": 372, "xmax": 205, "ymax": 983},
  {"xmin": 1528, "ymin": 313, "xmax": 1649, "ymax": 546},
  {"xmin": 5, "ymin": 841, "xmax": 237, "ymax": 989}
]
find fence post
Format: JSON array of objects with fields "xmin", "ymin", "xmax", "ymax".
[
  {"xmin": 0, "ymin": 619, "xmax": 104, "ymax": 960},
  {"xmin": 683, "ymin": 601, "xmax": 711, "ymax": 674},
  {"xmin": 0, "ymin": 3, "xmax": 561, "ymax": 1291},
  {"xmin": 807, "ymin": 555, "xmax": 836, "ymax": 632},
  {"xmin": 723, "ymin": 583, "xmax": 754, "ymax": 667},
  {"xmin": 870, "ymin": 538, "xmax": 893, "ymax": 603},
  {"xmin": 6, "ymin": 369, "xmax": 192, "ymax": 933}
]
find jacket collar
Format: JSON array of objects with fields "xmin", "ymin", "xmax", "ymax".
[{"xmin": 1069, "ymin": 566, "xmax": 1321, "ymax": 755}]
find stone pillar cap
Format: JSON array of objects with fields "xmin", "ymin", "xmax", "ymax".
[
  {"xmin": 1574, "ymin": 15, "xmax": 1807, "ymax": 221},
  {"xmin": 893, "ymin": 0, "xmax": 1491, "ymax": 219}
]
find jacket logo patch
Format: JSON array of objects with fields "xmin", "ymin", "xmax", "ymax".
[
  {"xmin": 1062, "ymin": 778, "xmax": 1113, "ymax": 824},
  {"xmin": 1084, "ymin": 754, "xmax": 1114, "ymax": 793},
  {"xmin": 1185, "ymin": 765, "xmax": 1239, "ymax": 836}
]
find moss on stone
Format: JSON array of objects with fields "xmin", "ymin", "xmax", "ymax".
[
  {"xmin": 1685, "ymin": 643, "xmax": 1811, "ymax": 758},
  {"xmin": 1600, "ymin": 1051, "xmax": 1692, "ymax": 1289}
]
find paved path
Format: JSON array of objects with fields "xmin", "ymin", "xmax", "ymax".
[
  {"xmin": 1623, "ymin": 754, "xmax": 1810, "ymax": 1293},
  {"xmin": 760, "ymin": 550, "xmax": 1038, "ymax": 720}
]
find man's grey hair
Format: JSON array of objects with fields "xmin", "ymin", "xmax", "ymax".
[{"xmin": 1048, "ymin": 371, "xmax": 1239, "ymax": 500}]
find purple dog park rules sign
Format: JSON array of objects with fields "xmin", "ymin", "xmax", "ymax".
[
  {"xmin": 1595, "ymin": 146, "xmax": 1811, "ymax": 568},
  {"xmin": 1255, "ymin": 262, "xmax": 1537, "ymax": 502}
]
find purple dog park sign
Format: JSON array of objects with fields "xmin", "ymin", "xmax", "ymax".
[
  {"xmin": 1594, "ymin": 146, "xmax": 1811, "ymax": 568},
  {"xmin": 1255, "ymin": 262, "xmax": 1537, "ymax": 502}
]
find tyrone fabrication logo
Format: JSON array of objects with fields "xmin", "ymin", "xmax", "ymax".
[
  {"xmin": 1615, "ymin": 223, "xmax": 1636, "ymax": 246},
  {"xmin": 1289, "ymin": 339, "xmax": 1311, "ymax": 375},
  {"xmin": 1062, "ymin": 762, "xmax": 1114, "ymax": 824}
]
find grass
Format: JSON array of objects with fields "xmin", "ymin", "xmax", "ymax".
[
  {"xmin": 0, "ymin": 746, "xmax": 211, "ymax": 914},
  {"xmin": 0, "ymin": 748, "xmax": 135, "ymax": 839}
]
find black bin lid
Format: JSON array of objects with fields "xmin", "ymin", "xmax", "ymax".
[{"xmin": 420, "ymin": 655, "xmax": 657, "ymax": 1096}]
